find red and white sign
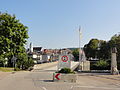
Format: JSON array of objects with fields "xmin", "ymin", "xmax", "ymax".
[
  {"xmin": 61, "ymin": 55, "xmax": 68, "ymax": 62},
  {"xmin": 58, "ymin": 55, "xmax": 71, "ymax": 70},
  {"xmin": 55, "ymin": 73, "xmax": 60, "ymax": 80}
]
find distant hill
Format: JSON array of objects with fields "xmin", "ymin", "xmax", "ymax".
[
  {"xmin": 66, "ymin": 47, "xmax": 84, "ymax": 51},
  {"xmin": 67, "ymin": 48, "xmax": 79, "ymax": 51}
]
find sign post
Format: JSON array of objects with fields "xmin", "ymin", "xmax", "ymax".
[{"xmin": 11, "ymin": 56, "xmax": 17, "ymax": 70}]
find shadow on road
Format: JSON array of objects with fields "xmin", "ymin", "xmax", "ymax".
[{"xmin": 43, "ymin": 80, "xmax": 53, "ymax": 82}]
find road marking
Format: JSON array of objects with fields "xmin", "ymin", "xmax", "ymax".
[
  {"xmin": 74, "ymin": 86, "xmax": 120, "ymax": 90},
  {"xmin": 115, "ymin": 83, "xmax": 120, "ymax": 86},
  {"xmin": 70, "ymin": 86, "xmax": 73, "ymax": 89},
  {"xmin": 42, "ymin": 87, "xmax": 47, "ymax": 90}
]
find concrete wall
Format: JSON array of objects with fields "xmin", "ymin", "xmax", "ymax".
[
  {"xmin": 53, "ymin": 73, "xmax": 77, "ymax": 83},
  {"xmin": 79, "ymin": 61, "xmax": 90, "ymax": 71}
]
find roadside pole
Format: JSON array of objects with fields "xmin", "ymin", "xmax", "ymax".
[{"xmin": 79, "ymin": 26, "xmax": 82, "ymax": 71}]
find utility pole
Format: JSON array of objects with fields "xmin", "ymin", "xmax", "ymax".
[
  {"xmin": 79, "ymin": 26, "xmax": 82, "ymax": 70},
  {"xmin": 118, "ymin": 32, "xmax": 120, "ymax": 35}
]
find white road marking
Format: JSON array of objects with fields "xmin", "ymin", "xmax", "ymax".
[
  {"xmin": 115, "ymin": 83, "xmax": 120, "ymax": 86},
  {"xmin": 74, "ymin": 86, "xmax": 120, "ymax": 90},
  {"xmin": 70, "ymin": 86, "xmax": 73, "ymax": 89},
  {"xmin": 42, "ymin": 87, "xmax": 47, "ymax": 90}
]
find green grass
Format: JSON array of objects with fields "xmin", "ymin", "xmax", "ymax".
[{"xmin": 0, "ymin": 67, "xmax": 14, "ymax": 72}]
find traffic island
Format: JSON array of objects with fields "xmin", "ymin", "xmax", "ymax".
[
  {"xmin": 53, "ymin": 68, "xmax": 77, "ymax": 83},
  {"xmin": 53, "ymin": 73, "xmax": 77, "ymax": 83}
]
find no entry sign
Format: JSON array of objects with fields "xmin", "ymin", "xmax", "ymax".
[{"xmin": 61, "ymin": 55, "xmax": 68, "ymax": 62}]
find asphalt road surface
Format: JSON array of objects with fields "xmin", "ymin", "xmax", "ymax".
[{"xmin": 0, "ymin": 62, "xmax": 120, "ymax": 90}]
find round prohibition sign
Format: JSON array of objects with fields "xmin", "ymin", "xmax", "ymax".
[{"xmin": 61, "ymin": 56, "xmax": 68, "ymax": 62}]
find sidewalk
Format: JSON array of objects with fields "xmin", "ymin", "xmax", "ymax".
[
  {"xmin": 96, "ymin": 74, "xmax": 120, "ymax": 81},
  {"xmin": 78, "ymin": 72, "xmax": 120, "ymax": 81}
]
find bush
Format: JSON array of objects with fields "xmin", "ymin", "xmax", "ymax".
[
  {"xmin": 23, "ymin": 58, "xmax": 34, "ymax": 70},
  {"xmin": 14, "ymin": 67, "xmax": 21, "ymax": 71},
  {"xmin": 95, "ymin": 60, "xmax": 109, "ymax": 67},
  {"xmin": 90, "ymin": 60, "xmax": 110, "ymax": 70},
  {"xmin": 57, "ymin": 68, "xmax": 75, "ymax": 74},
  {"xmin": 28, "ymin": 66, "xmax": 33, "ymax": 71},
  {"xmin": 0, "ymin": 67, "xmax": 14, "ymax": 72},
  {"xmin": 16, "ymin": 53, "xmax": 34, "ymax": 70}
]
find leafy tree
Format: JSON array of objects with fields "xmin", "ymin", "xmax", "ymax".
[
  {"xmin": 0, "ymin": 55, "xmax": 5, "ymax": 67},
  {"xmin": 84, "ymin": 39, "xmax": 99, "ymax": 59},
  {"xmin": 16, "ymin": 53, "xmax": 34, "ymax": 70},
  {"xmin": 0, "ymin": 12, "xmax": 29, "ymax": 67},
  {"xmin": 0, "ymin": 54, "xmax": 8, "ymax": 67},
  {"xmin": 108, "ymin": 34, "xmax": 120, "ymax": 69},
  {"xmin": 84, "ymin": 34, "xmax": 120, "ymax": 70},
  {"xmin": 84, "ymin": 39, "xmax": 111, "ymax": 60},
  {"xmin": 98, "ymin": 41, "xmax": 110, "ymax": 59},
  {"xmin": 72, "ymin": 49, "xmax": 79, "ymax": 61}
]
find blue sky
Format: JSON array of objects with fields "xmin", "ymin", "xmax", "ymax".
[{"xmin": 1, "ymin": 0, "xmax": 120, "ymax": 49}]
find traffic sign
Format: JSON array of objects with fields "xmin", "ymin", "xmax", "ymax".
[
  {"xmin": 61, "ymin": 55, "xmax": 68, "ymax": 62},
  {"xmin": 55, "ymin": 73, "xmax": 60, "ymax": 80},
  {"xmin": 58, "ymin": 55, "xmax": 71, "ymax": 70},
  {"xmin": 11, "ymin": 56, "xmax": 17, "ymax": 62}
]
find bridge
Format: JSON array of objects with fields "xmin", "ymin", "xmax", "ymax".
[{"xmin": 33, "ymin": 61, "xmax": 80, "ymax": 72}]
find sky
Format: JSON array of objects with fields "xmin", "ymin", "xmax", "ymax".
[{"xmin": 1, "ymin": 0, "xmax": 120, "ymax": 49}]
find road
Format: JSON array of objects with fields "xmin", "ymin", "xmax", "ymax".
[{"xmin": 0, "ymin": 62, "xmax": 120, "ymax": 90}]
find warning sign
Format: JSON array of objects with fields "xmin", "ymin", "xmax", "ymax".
[{"xmin": 55, "ymin": 73, "xmax": 60, "ymax": 80}]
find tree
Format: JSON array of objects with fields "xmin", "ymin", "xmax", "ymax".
[
  {"xmin": 72, "ymin": 49, "xmax": 79, "ymax": 61},
  {"xmin": 84, "ymin": 39, "xmax": 110, "ymax": 60},
  {"xmin": 84, "ymin": 39, "xmax": 99, "ymax": 59},
  {"xmin": 108, "ymin": 34, "xmax": 120, "ymax": 69},
  {"xmin": 16, "ymin": 53, "xmax": 34, "ymax": 70},
  {"xmin": 98, "ymin": 40, "xmax": 110, "ymax": 59},
  {"xmin": 0, "ymin": 12, "xmax": 29, "ymax": 67},
  {"xmin": 84, "ymin": 34, "xmax": 120, "ymax": 70}
]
